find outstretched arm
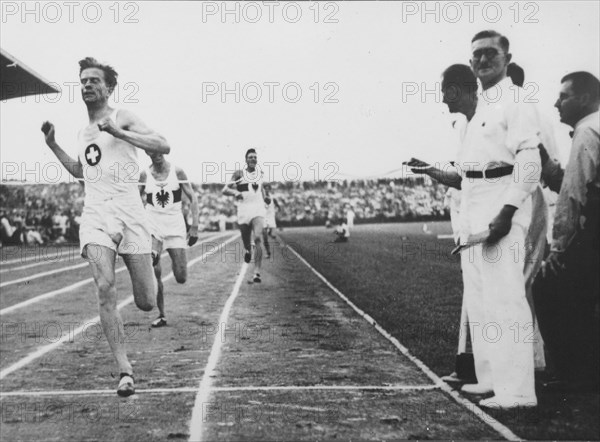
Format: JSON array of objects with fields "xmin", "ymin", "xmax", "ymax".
[
  {"xmin": 41, "ymin": 121, "xmax": 83, "ymax": 179},
  {"xmin": 98, "ymin": 109, "xmax": 170, "ymax": 154},
  {"xmin": 178, "ymin": 168, "xmax": 199, "ymax": 245},
  {"xmin": 403, "ymin": 158, "xmax": 462, "ymax": 189}
]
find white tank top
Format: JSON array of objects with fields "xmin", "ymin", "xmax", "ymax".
[
  {"xmin": 78, "ymin": 109, "xmax": 140, "ymax": 203},
  {"xmin": 144, "ymin": 165, "xmax": 182, "ymax": 217},
  {"xmin": 236, "ymin": 168, "xmax": 264, "ymax": 208}
]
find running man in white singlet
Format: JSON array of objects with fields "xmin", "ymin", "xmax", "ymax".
[
  {"xmin": 139, "ymin": 152, "xmax": 199, "ymax": 328},
  {"xmin": 42, "ymin": 57, "xmax": 170, "ymax": 397},
  {"xmin": 262, "ymin": 183, "xmax": 280, "ymax": 259},
  {"xmin": 223, "ymin": 149, "xmax": 270, "ymax": 283}
]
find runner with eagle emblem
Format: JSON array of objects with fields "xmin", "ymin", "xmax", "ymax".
[
  {"xmin": 222, "ymin": 148, "xmax": 271, "ymax": 283},
  {"xmin": 140, "ymin": 151, "xmax": 199, "ymax": 328}
]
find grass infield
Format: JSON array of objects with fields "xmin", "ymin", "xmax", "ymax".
[{"xmin": 279, "ymin": 222, "xmax": 600, "ymax": 441}]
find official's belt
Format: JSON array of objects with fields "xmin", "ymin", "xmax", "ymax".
[{"xmin": 465, "ymin": 166, "xmax": 513, "ymax": 179}]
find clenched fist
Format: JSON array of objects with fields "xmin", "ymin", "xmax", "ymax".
[
  {"xmin": 486, "ymin": 205, "xmax": 516, "ymax": 244},
  {"xmin": 97, "ymin": 117, "xmax": 121, "ymax": 137},
  {"xmin": 41, "ymin": 121, "xmax": 56, "ymax": 145},
  {"xmin": 187, "ymin": 225, "xmax": 199, "ymax": 247}
]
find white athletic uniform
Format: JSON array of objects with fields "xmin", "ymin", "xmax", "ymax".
[
  {"xmin": 265, "ymin": 198, "xmax": 277, "ymax": 228},
  {"xmin": 78, "ymin": 109, "xmax": 151, "ymax": 255},
  {"xmin": 346, "ymin": 209, "xmax": 355, "ymax": 229},
  {"xmin": 235, "ymin": 168, "xmax": 266, "ymax": 225},
  {"xmin": 144, "ymin": 165, "xmax": 187, "ymax": 249},
  {"xmin": 335, "ymin": 222, "xmax": 350, "ymax": 238}
]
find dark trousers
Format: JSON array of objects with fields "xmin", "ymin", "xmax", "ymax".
[
  {"xmin": 0, "ymin": 227, "xmax": 26, "ymax": 245},
  {"xmin": 533, "ymin": 237, "xmax": 600, "ymax": 384}
]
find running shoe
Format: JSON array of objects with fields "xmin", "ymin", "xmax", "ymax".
[
  {"xmin": 151, "ymin": 317, "xmax": 167, "ymax": 328},
  {"xmin": 117, "ymin": 373, "xmax": 135, "ymax": 397}
]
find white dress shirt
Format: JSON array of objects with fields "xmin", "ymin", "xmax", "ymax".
[
  {"xmin": 455, "ymin": 77, "xmax": 542, "ymax": 236},
  {"xmin": 551, "ymin": 110, "xmax": 600, "ymax": 252}
]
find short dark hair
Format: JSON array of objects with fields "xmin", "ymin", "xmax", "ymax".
[
  {"xmin": 561, "ymin": 71, "xmax": 600, "ymax": 102},
  {"xmin": 78, "ymin": 57, "xmax": 118, "ymax": 90},
  {"xmin": 507, "ymin": 62, "xmax": 525, "ymax": 87},
  {"xmin": 471, "ymin": 30, "xmax": 510, "ymax": 54},
  {"xmin": 245, "ymin": 148, "xmax": 257, "ymax": 158},
  {"xmin": 442, "ymin": 64, "xmax": 478, "ymax": 94}
]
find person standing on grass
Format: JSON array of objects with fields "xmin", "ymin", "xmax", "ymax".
[
  {"xmin": 453, "ymin": 30, "xmax": 541, "ymax": 409},
  {"xmin": 345, "ymin": 205, "xmax": 355, "ymax": 229},
  {"xmin": 333, "ymin": 217, "xmax": 350, "ymax": 243},
  {"xmin": 42, "ymin": 57, "xmax": 170, "ymax": 397},
  {"xmin": 407, "ymin": 29, "xmax": 544, "ymax": 410},
  {"xmin": 406, "ymin": 64, "xmax": 477, "ymax": 383},
  {"xmin": 408, "ymin": 61, "xmax": 560, "ymax": 386},
  {"xmin": 534, "ymin": 71, "xmax": 600, "ymax": 391}
]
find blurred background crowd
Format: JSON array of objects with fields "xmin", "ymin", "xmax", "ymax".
[{"xmin": 0, "ymin": 176, "xmax": 449, "ymax": 246}]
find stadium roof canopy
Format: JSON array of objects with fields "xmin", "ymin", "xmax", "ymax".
[{"xmin": 1, "ymin": 48, "xmax": 60, "ymax": 100}]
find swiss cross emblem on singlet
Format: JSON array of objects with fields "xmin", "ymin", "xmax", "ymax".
[{"xmin": 84, "ymin": 144, "xmax": 101, "ymax": 166}]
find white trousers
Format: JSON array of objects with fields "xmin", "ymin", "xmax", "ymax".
[{"xmin": 461, "ymin": 224, "xmax": 537, "ymax": 403}]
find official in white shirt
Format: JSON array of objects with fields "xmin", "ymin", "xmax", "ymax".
[{"xmin": 457, "ymin": 30, "xmax": 542, "ymax": 409}]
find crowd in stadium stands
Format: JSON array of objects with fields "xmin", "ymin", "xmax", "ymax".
[
  {"xmin": 273, "ymin": 178, "xmax": 448, "ymax": 226},
  {"xmin": 0, "ymin": 177, "xmax": 448, "ymax": 245},
  {"xmin": 0, "ymin": 182, "xmax": 83, "ymax": 245}
]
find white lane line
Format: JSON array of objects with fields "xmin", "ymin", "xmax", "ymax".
[
  {"xmin": 437, "ymin": 234, "xmax": 454, "ymax": 239},
  {"xmin": 0, "ymin": 232, "xmax": 220, "ymax": 273},
  {"xmin": 212, "ymin": 385, "xmax": 438, "ymax": 392},
  {"xmin": 0, "ymin": 234, "xmax": 219, "ymax": 272},
  {"xmin": 247, "ymin": 400, "xmax": 326, "ymax": 412},
  {"xmin": 0, "ymin": 234, "xmax": 239, "ymax": 381},
  {"xmin": 0, "ymin": 262, "xmax": 88, "ymax": 288},
  {"xmin": 0, "ymin": 232, "xmax": 229, "ymax": 315},
  {"xmin": 1, "ymin": 231, "xmax": 227, "ymax": 288},
  {"xmin": 286, "ymin": 244, "xmax": 522, "ymax": 442},
  {"xmin": 0, "ymin": 257, "xmax": 79, "ymax": 274},
  {"xmin": 0, "ymin": 388, "xmax": 198, "ymax": 397},
  {"xmin": 0, "ymin": 278, "xmax": 102, "ymax": 315},
  {"xmin": 188, "ymin": 262, "xmax": 249, "ymax": 442},
  {"xmin": 0, "ymin": 384, "xmax": 437, "ymax": 397},
  {"xmin": 0, "ymin": 254, "xmax": 74, "ymax": 266}
]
